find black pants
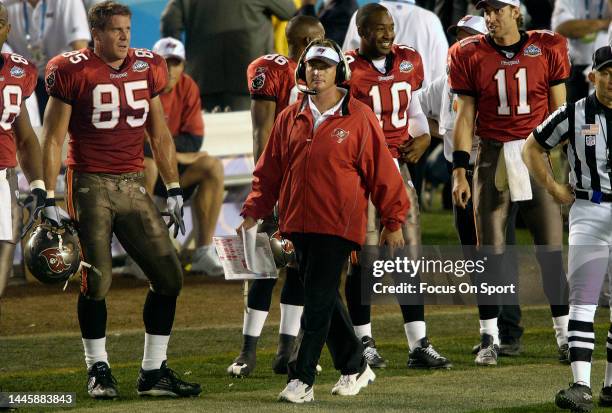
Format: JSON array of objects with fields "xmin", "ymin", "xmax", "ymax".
[
  {"xmin": 287, "ymin": 233, "xmax": 364, "ymax": 386},
  {"xmin": 450, "ymin": 163, "xmax": 523, "ymax": 342}
]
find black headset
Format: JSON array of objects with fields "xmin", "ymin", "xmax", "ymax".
[{"xmin": 295, "ymin": 38, "xmax": 351, "ymax": 95}]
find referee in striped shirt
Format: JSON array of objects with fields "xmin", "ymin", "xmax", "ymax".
[{"xmin": 523, "ymin": 45, "xmax": 612, "ymax": 412}]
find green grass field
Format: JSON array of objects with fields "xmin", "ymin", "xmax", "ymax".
[{"xmin": 1, "ymin": 210, "xmax": 603, "ymax": 412}]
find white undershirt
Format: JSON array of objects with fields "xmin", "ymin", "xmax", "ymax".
[
  {"xmin": 308, "ymin": 89, "xmax": 347, "ymax": 131},
  {"xmin": 372, "ymin": 57, "xmax": 386, "ymax": 74}
]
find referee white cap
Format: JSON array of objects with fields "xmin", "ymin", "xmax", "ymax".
[
  {"xmin": 593, "ymin": 46, "xmax": 612, "ymax": 71},
  {"xmin": 447, "ymin": 15, "xmax": 488, "ymax": 36},
  {"xmin": 476, "ymin": 0, "xmax": 520, "ymax": 9},
  {"xmin": 304, "ymin": 46, "xmax": 341, "ymax": 67}
]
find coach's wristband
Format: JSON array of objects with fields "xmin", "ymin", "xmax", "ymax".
[{"xmin": 452, "ymin": 151, "xmax": 470, "ymax": 170}]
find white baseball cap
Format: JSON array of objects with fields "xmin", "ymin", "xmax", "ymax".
[
  {"xmin": 476, "ymin": 0, "xmax": 520, "ymax": 9},
  {"xmin": 447, "ymin": 15, "xmax": 488, "ymax": 36},
  {"xmin": 152, "ymin": 37, "xmax": 185, "ymax": 61},
  {"xmin": 304, "ymin": 46, "xmax": 340, "ymax": 66}
]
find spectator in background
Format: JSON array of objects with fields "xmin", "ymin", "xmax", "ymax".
[
  {"xmin": 553, "ymin": 0, "xmax": 611, "ymax": 103},
  {"xmin": 6, "ymin": 0, "xmax": 90, "ymax": 119},
  {"xmin": 273, "ymin": 0, "xmax": 300, "ymax": 55},
  {"xmin": 297, "ymin": 0, "xmax": 358, "ymax": 46},
  {"xmin": 161, "ymin": 0, "xmax": 296, "ymax": 112},
  {"xmin": 82, "ymin": 0, "xmax": 105, "ymax": 11}
]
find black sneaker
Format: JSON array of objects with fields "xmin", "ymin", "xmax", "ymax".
[
  {"xmin": 362, "ymin": 336, "xmax": 386, "ymax": 369},
  {"xmin": 137, "ymin": 361, "xmax": 201, "ymax": 397},
  {"xmin": 498, "ymin": 340, "xmax": 521, "ymax": 356},
  {"xmin": 555, "ymin": 382, "xmax": 593, "ymax": 412},
  {"xmin": 600, "ymin": 385, "xmax": 612, "ymax": 407},
  {"xmin": 408, "ymin": 337, "xmax": 452, "ymax": 369},
  {"xmin": 475, "ymin": 334, "xmax": 499, "ymax": 366},
  {"xmin": 87, "ymin": 361, "xmax": 119, "ymax": 399},
  {"xmin": 558, "ymin": 343, "xmax": 570, "ymax": 364}
]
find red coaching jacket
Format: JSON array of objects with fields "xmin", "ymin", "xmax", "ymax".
[{"xmin": 242, "ymin": 91, "xmax": 409, "ymax": 245}]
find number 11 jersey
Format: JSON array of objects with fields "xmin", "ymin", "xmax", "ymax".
[
  {"xmin": 45, "ymin": 48, "xmax": 168, "ymax": 173},
  {"xmin": 448, "ymin": 31, "xmax": 570, "ymax": 143}
]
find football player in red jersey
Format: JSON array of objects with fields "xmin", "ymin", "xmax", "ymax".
[
  {"xmin": 41, "ymin": 1, "xmax": 201, "ymax": 399},
  {"xmin": 0, "ymin": 2, "xmax": 46, "ymax": 301},
  {"xmin": 449, "ymin": 0, "xmax": 570, "ymax": 366},
  {"xmin": 343, "ymin": 3, "xmax": 451, "ymax": 370},
  {"xmin": 227, "ymin": 15, "xmax": 325, "ymax": 378}
]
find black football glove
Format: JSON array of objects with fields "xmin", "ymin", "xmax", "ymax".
[
  {"xmin": 41, "ymin": 197, "xmax": 71, "ymax": 227},
  {"xmin": 163, "ymin": 187, "xmax": 185, "ymax": 238},
  {"xmin": 20, "ymin": 187, "xmax": 47, "ymax": 238}
]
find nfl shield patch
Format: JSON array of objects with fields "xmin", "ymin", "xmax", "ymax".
[{"xmin": 586, "ymin": 135, "xmax": 596, "ymax": 146}]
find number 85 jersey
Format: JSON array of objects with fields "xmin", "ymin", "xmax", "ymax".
[
  {"xmin": 45, "ymin": 48, "xmax": 168, "ymax": 173},
  {"xmin": 345, "ymin": 45, "xmax": 424, "ymax": 158},
  {"xmin": 448, "ymin": 31, "xmax": 570, "ymax": 143},
  {"xmin": 0, "ymin": 53, "xmax": 37, "ymax": 169}
]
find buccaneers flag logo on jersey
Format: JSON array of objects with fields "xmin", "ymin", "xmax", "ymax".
[{"xmin": 40, "ymin": 248, "xmax": 71, "ymax": 274}]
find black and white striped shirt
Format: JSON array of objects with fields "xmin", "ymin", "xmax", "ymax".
[{"xmin": 534, "ymin": 94, "xmax": 612, "ymax": 194}]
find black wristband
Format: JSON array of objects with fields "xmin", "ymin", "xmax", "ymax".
[
  {"xmin": 452, "ymin": 150, "xmax": 470, "ymax": 170},
  {"xmin": 44, "ymin": 197, "xmax": 56, "ymax": 207},
  {"xmin": 167, "ymin": 187, "xmax": 183, "ymax": 197}
]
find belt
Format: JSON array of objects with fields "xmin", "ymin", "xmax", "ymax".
[{"xmin": 575, "ymin": 190, "xmax": 612, "ymax": 203}]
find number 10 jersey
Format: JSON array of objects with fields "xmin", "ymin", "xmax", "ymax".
[{"xmin": 45, "ymin": 48, "xmax": 168, "ymax": 173}]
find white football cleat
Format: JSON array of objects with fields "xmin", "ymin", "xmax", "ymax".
[
  {"xmin": 227, "ymin": 362, "xmax": 253, "ymax": 378},
  {"xmin": 331, "ymin": 364, "xmax": 376, "ymax": 396},
  {"xmin": 278, "ymin": 379, "xmax": 314, "ymax": 403}
]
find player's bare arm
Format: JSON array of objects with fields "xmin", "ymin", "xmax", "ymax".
[
  {"xmin": 555, "ymin": 18, "xmax": 610, "ymax": 39},
  {"xmin": 146, "ymin": 95, "xmax": 180, "ymax": 185},
  {"xmin": 13, "ymin": 102, "xmax": 43, "ymax": 183},
  {"xmin": 522, "ymin": 134, "xmax": 574, "ymax": 205},
  {"xmin": 549, "ymin": 83, "xmax": 567, "ymax": 113},
  {"xmin": 251, "ymin": 99, "xmax": 277, "ymax": 161},
  {"xmin": 41, "ymin": 97, "xmax": 72, "ymax": 192},
  {"xmin": 451, "ymin": 94, "xmax": 476, "ymax": 209}
]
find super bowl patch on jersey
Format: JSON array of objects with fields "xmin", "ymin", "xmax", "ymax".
[
  {"xmin": 399, "ymin": 60, "xmax": 414, "ymax": 73},
  {"xmin": 10, "ymin": 66, "xmax": 25, "ymax": 78},
  {"xmin": 132, "ymin": 60, "xmax": 149, "ymax": 72},
  {"xmin": 524, "ymin": 44, "xmax": 542, "ymax": 57}
]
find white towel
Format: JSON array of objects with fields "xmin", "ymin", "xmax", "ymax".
[
  {"xmin": 0, "ymin": 169, "xmax": 12, "ymax": 241},
  {"xmin": 499, "ymin": 140, "xmax": 532, "ymax": 202}
]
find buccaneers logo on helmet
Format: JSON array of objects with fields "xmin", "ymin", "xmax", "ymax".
[{"xmin": 40, "ymin": 248, "xmax": 71, "ymax": 274}]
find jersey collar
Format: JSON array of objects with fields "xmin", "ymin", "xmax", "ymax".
[{"xmin": 485, "ymin": 31, "xmax": 529, "ymax": 60}]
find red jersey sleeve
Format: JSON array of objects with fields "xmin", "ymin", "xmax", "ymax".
[
  {"xmin": 356, "ymin": 104, "xmax": 409, "ymax": 231},
  {"xmin": 45, "ymin": 55, "xmax": 77, "ymax": 104},
  {"xmin": 543, "ymin": 32, "xmax": 571, "ymax": 85},
  {"xmin": 148, "ymin": 51, "xmax": 168, "ymax": 97},
  {"xmin": 180, "ymin": 74, "xmax": 204, "ymax": 137},
  {"xmin": 448, "ymin": 38, "xmax": 479, "ymax": 97},
  {"xmin": 247, "ymin": 55, "xmax": 283, "ymax": 101},
  {"xmin": 405, "ymin": 48, "xmax": 424, "ymax": 92},
  {"xmin": 17, "ymin": 56, "xmax": 38, "ymax": 98}
]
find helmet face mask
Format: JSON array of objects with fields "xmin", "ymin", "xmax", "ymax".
[{"xmin": 24, "ymin": 223, "xmax": 81, "ymax": 284}]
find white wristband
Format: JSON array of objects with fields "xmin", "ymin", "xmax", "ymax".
[
  {"xmin": 46, "ymin": 190, "xmax": 55, "ymax": 198},
  {"xmin": 29, "ymin": 179, "xmax": 46, "ymax": 191},
  {"xmin": 166, "ymin": 182, "xmax": 181, "ymax": 190}
]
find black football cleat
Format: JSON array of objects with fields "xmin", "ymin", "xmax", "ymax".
[
  {"xmin": 137, "ymin": 361, "xmax": 201, "ymax": 397},
  {"xmin": 272, "ymin": 334, "xmax": 295, "ymax": 375},
  {"xmin": 362, "ymin": 336, "xmax": 386, "ymax": 369},
  {"xmin": 87, "ymin": 361, "xmax": 119, "ymax": 399},
  {"xmin": 555, "ymin": 382, "xmax": 593, "ymax": 412},
  {"xmin": 600, "ymin": 385, "xmax": 612, "ymax": 407},
  {"xmin": 408, "ymin": 337, "xmax": 452, "ymax": 369}
]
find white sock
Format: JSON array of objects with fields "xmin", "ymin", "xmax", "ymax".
[
  {"xmin": 353, "ymin": 323, "xmax": 372, "ymax": 339},
  {"xmin": 404, "ymin": 321, "xmax": 426, "ymax": 351},
  {"xmin": 572, "ymin": 361, "xmax": 591, "ymax": 387},
  {"xmin": 479, "ymin": 318, "xmax": 500, "ymax": 346},
  {"xmin": 553, "ymin": 315, "xmax": 569, "ymax": 346},
  {"xmin": 142, "ymin": 333, "xmax": 170, "ymax": 370},
  {"xmin": 279, "ymin": 304, "xmax": 302, "ymax": 336},
  {"xmin": 243, "ymin": 308, "xmax": 268, "ymax": 337},
  {"xmin": 82, "ymin": 337, "xmax": 109, "ymax": 370},
  {"xmin": 605, "ymin": 362, "xmax": 612, "ymax": 387}
]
